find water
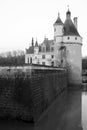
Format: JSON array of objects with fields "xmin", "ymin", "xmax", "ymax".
[{"xmin": 0, "ymin": 85, "xmax": 87, "ymax": 130}]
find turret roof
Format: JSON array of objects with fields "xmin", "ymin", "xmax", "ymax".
[
  {"xmin": 35, "ymin": 40, "xmax": 38, "ymax": 47},
  {"xmin": 63, "ymin": 10, "xmax": 80, "ymax": 36},
  {"xmin": 54, "ymin": 13, "xmax": 63, "ymax": 25}
]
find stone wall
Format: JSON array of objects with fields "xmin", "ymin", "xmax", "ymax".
[{"xmin": 0, "ymin": 66, "xmax": 67, "ymax": 123}]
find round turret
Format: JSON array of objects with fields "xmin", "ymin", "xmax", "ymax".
[
  {"xmin": 63, "ymin": 9, "xmax": 82, "ymax": 86},
  {"xmin": 53, "ymin": 13, "xmax": 64, "ymax": 43}
]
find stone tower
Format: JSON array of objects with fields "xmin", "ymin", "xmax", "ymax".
[
  {"xmin": 53, "ymin": 13, "xmax": 64, "ymax": 66},
  {"xmin": 54, "ymin": 9, "xmax": 82, "ymax": 86}
]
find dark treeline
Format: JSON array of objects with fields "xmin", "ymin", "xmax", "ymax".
[
  {"xmin": 82, "ymin": 57, "xmax": 87, "ymax": 70},
  {"xmin": 0, "ymin": 50, "xmax": 25, "ymax": 66}
]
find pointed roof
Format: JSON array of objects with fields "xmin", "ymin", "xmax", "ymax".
[
  {"xmin": 63, "ymin": 10, "xmax": 80, "ymax": 36},
  {"xmin": 54, "ymin": 13, "xmax": 63, "ymax": 26},
  {"xmin": 31, "ymin": 37, "xmax": 34, "ymax": 46},
  {"xmin": 35, "ymin": 40, "xmax": 38, "ymax": 47}
]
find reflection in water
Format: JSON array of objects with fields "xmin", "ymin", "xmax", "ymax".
[
  {"xmin": 0, "ymin": 87, "xmax": 87, "ymax": 130},
  {"xmin": 82, "ymin": 85, "xmax": 87, "ymax": 130},
  {"xmin": 36, "ymin": 89, "xmax": 83, "ymax": 130},
  {"xmin": 35, "ymin": 91, "xmax": 81, "ymax": 130}
]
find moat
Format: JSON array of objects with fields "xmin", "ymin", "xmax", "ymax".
[{"xmin": 0, "ymin": 84, "xmax": 87, "ymax": 130}]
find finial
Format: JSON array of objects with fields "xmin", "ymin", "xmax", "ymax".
[
  {"xmin": 67, "ymin": 5, "xmax": 69, "ymax": 11},
  {"xmin": 58, "ymin": 12, "xmax": 60, "ymax": 18}
]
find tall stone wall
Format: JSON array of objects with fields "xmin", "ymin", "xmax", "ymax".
[{"xmin": 0, "ymin": 66, "xmax": 67, "ymax": 123}]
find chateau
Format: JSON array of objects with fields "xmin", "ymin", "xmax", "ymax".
[{"xmin": 25, "ymin": 9, "xmax": 82, "ymax": 85}]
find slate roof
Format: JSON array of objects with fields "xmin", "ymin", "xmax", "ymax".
[
  {"xmin": 54, "ymin": 14, "xmax": 63, "ymax": 26},
  {"xmin": 41, "ymin": 38, "xmax": 54, "ymax": 52},
  {"xmin": 63, "ymin": 19, "xmax": 80, "ymax": 36},
  {"xmin": 35, "ymin": 41, "xmax": 38, "ymax": 47},
  {"xmin": 26, "ymin": 38, "xmax": 54, "ymax": 54},
  {"xmin": 63, "ymin": 10, "xmax": 80, "ymax": 36},
  {"xmin": 26, "ymin": 46, "xmax": 34, "ymax": 54}
]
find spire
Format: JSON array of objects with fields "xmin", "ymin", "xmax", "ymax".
[
  {"xmin": 35, "ymin": 39, "xmax": 38, "ymax": 47},
  {"xmin": 64, "ymin": 7, "xmax": 80, "ymax": 36},
  {"xmin": 58, "ymin": 12, "xmax": 60, "ymax": 18},
  {"xmin": 54, "ymin": 12, "xmax": 63, "ymax": 26},
  {"xmin": 31, "ymin": 37, "xmax": 34, "ymax": 46},
  {"xmin": 67, "ymin": 5, "xmax": 69, "ymax": 11},
  {"xmin": 66, "ymin": 5, "xmax": 71, "ymax": 19}
]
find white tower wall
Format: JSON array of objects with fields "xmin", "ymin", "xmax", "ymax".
[
  {"xmin": 64, "ymin": 41, "xmax": 82, "ymax": 85},
  {"xmin": 53, "ymin": 24, "xmax": 64, "ymax": 66},
  {"xmin": 63, "ymin": 36, "xmax": 82, "ymax": 43},
  {"xmin": 54, "ymin": 25, "xmax": 63, "ymax": 37}
]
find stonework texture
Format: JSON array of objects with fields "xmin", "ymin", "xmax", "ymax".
[{"xmin": 0, "ymin": 67, "xmax": 67, "ymax": 123}]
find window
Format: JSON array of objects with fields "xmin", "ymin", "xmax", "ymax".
[
  {"xmin": 68, "ymin": 37, "xmax": 70, "ymax": 40},
  {"xmin": 30, "ymin": 57, "xmax": 32, "ymax": 64},
  {"xmin": 75, "ymin": 37, "xmax": 77, "ymax": 40},
  {"xmin": 54, "ymin": 28, "xmax": 56, "ymax": 32},
  {"xmin": 51, "ymin": 47, "xmax": 54, "ymax": 52},
  {"xmin": 51, "ymin": 55, "xmax": 54, "ymax": 58},
  {"xmin": 61, "ymin": 59, "xmax": 63, "ymax": 64},
  {"xmin": 42, "ymin": 62, "xmax": 45, "ymax": 65},
  {"xmin": 51, "ymin": 62, "xmax": 54, "ymax": 66},
  {"xmin": 42, "ymin": 55, "xmax": 45, "ymax": 59},
  {"xmin": 28, "ymin": 58, "xmax": 29, "ymax": 63}
]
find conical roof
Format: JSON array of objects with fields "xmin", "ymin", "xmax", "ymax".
[
  {"xmin": 64, "ymin": 19, "xmax": 80, "ymax": 36},
  {"xmin": 54, "ymin": 13, "xmax": 63, "ymax": 26},
  {"xmin": 63, "ymin": 10, "xmax": 80, "ymax": 36},
  {"xmin": 35, "ymin": 40, "xmax": 38, "ymax": 47}
]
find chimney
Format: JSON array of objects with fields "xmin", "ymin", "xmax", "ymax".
[{"xmin": 73, "ymin": 17, "xmax": 78, "ymax": 30}]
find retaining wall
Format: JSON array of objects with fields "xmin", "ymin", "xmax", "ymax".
[{"xmin": 0, "ymin": 66, "xmax": 67, "ymax": 122}]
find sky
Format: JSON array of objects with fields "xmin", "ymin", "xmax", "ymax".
[{"xmin": 0, "ymin": 0, "xmax": 87, "ymax": 57}]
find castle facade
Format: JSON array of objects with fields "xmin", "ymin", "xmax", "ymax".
[{"xmin": 25, "ymin": 9, "xmax": 82, "ymax": 85}]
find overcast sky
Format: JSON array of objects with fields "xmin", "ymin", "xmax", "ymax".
[{"xmin": 0, "ymin": 0, "xmax": 87, "ymax": 56}]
